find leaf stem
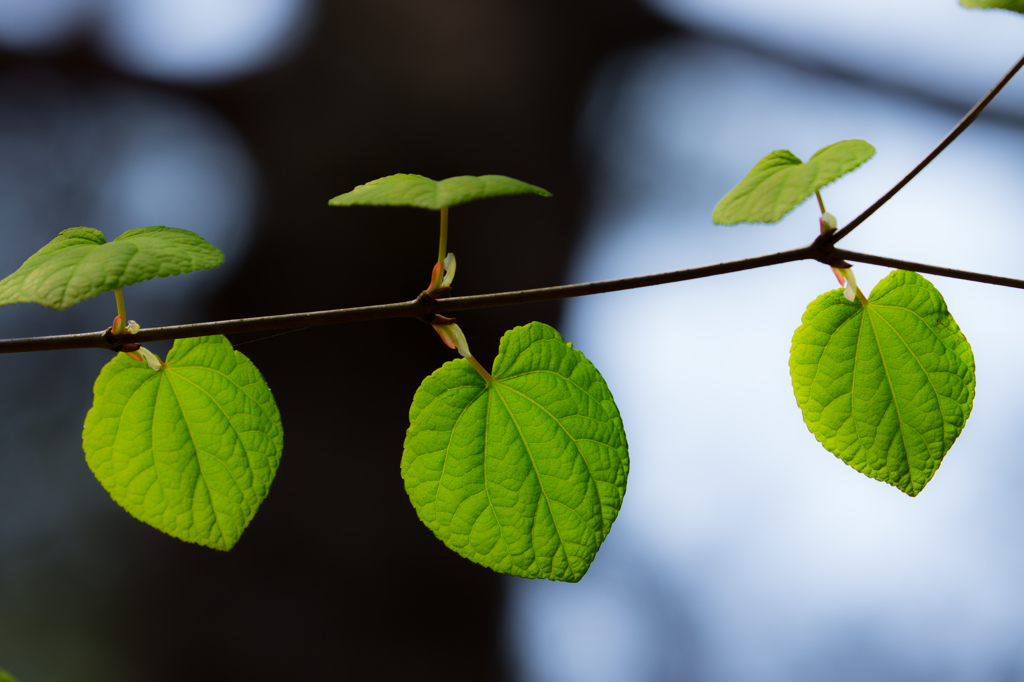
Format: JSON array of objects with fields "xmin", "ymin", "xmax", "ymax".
[
  {"xmin": 112, "ymin": 288, "xmax": 127, "ymax": 335},
  {"xmin": 438, "ymin": 206, "xmax": 449, "ymax": 264},
  {"xmin": 832, "ymin": 50, "xmax": 1024, "ymax": 243},
  {"xmin": 815, "ymin": 191, "xmax": 825, "ymax": 214},
  {"xmin": 466, "ymin": 355, "xmax": 494, "ymax": 384},
  {"xmin": 115, "ymin": 288, "xmax": 126, "ymax": 320}
]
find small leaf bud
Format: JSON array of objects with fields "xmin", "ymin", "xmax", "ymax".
[
  {"xmin": 137, "ymin": 347, "xmax": 165, "ymax": 371},
  {"xmin": 441, "ymin": 252, "xmax": 457, "ymax": 288},
  {"xmin": 427, "ymin": 260, "xmax": 444, "ymax": 292}
]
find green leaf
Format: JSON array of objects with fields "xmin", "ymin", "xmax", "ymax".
[
  {"xmin": 82, "ymin": 335, "xmax": 283, "ymax": 550},
  {"xmin": 402, "ymin": 322, "xmax": 628, "ymax": 582},
  {"xmin": 960, "ymin": 0, "xmax": 1024, "ymax": 13},
  {"xmin": 790, "ymin": 270, "xmax": 975, "ymax": 496},
  {"xmin": 328, "ymin": 173, "xmax": 551, "ymax": 210},
  {"xmin": 0, "ymin": 226, "xmax": 224, "ymax": 310},
  {"xmin": 0, "ymin": 668, "xmax": 19, "ymax": 682},
  {"xmin": 713, "ymin": 139, "xmax": 875, "ymax": 224}
]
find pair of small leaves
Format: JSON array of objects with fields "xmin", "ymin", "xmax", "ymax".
[
  {"xmin": 329, "ymin": 173, "xmax": 551, "ymax": 210},
  {"xmin": 0, "ymin": 228, "xmax": 281, "ymax": 550},
  {"xmin": 960, "ymin": 0, "xmax": 1024, "ymax": 13},
  {"xmin": 0, "ymin": 226, "xmax": 223, "ymax": 310},
  {"xmin": 791, "ymin": 270, "xmax": 976, "ymax": 496},
  {"xmin": 716, "ymin": 141, "xmax": 975, "ymax": 495},
  {"xmin": 713, "ymin": 139, "xmax": 875, "ymax": 225},
  {"xmin": 402, "ymin": 322, "xmax": 628, "ymax": 582},
  {"xmin": 83, "ymin": 335, "xmax": 283, "ymax": 550}
]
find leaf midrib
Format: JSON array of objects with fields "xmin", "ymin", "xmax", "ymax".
[
  {"xmin": 870, "ymin": 307, "xmax": 949, "ymax": 458},
  {"xmin": 169, "ymin": 369, "xmax": 263, "ymax": 507},
  {"xmin": 163, "ymin": 370, "xmax": 229, "ymax": 547},
  {"xmin": 497, "ymin": 381, "xmax": 605, "ymax": 539},
  {"xmin": 492, "ymin": 385, "xmax": 579, "ymax": 581},
  {"xmin": 864, "ymin": 308, "xmax": 916, "ymax": 490}
]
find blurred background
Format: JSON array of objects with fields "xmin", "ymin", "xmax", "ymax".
[{"xmin": 0, "ymin": 1, "xmax": 1023, "ymax": 680}]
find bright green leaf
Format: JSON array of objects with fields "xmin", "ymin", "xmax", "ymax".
[
  {"xmin": 713, "ymin": 139, "xmax": 875, "ymax": 224},
  {"xmin": 0, "ymin": 226, "xmax": 224, "ymax": 310},
  {"xmin": 402, "ymin": 321, "xmax": 628, "ymax": 582},
  {"xmin": 960, "ymin": 0, "xmax": 1024, "ymax": 13},
  {"xmin": 328, "ymin": 173, "xmax": 551, "ymax": 210},
  {"xmin": 83, "ymin": 335, "xmax": 283, "ymax": 550},
  {"xmin": 790, "ymin": 270, "xmax": 975, "ymax": 496},
  {"xmin": 0, "ymin": 668, "xmax": 19, "ymax": 682}
]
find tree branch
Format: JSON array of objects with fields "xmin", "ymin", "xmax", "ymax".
[
  {"xmin": 834, "ymin": 248, "xmax": 1024, "ymax": 290},
  {"xmin": 0, "ymin": 245, "xmax": 814, "ymax": 354},
  {"xmin": 1, "ymin": 241, "xmax": 1022, "ymax": 355},
  {"xmin": 831, "ymin": 51, "xmax": 1024, "ymax": 243}
]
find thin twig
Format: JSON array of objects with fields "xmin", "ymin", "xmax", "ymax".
[
  {"xmin": 832, "ymin": 51, "xmax": 1024, "ymax": 243},
  {"xmin": 0, "ymin": 245, "xmax": 814, "ymax": 354},
  {"xmin": 429, "ymin": 245, "xmax": 813, "ymax": 315},
  {"xmin": 834, "ymin": 248, "xmax": 1024, "ymax": 290},
  {"xmin": 2, "ymin": 241, "xmax": 1023, "ymax": 355}
]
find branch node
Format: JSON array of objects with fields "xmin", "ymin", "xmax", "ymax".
[
  {"xmin": 415, "ymin": 291, "xmax": 442, "ymax": 325},
  {"xmin": 809, "ymin": 233, "xmax": 853, "ymax": 269},
  {"xmin": 101, "ymin": 327, "xmax": 141, "ymax": 354}
]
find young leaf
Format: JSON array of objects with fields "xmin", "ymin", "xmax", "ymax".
[
  {"xmin": 328, "ymin": 173, "xmax": 551, "ymax": 210},
  {"xmin": 83, "ymin": 335, "xmax": 283, "ymax": 550},
  {"xmin": 960, "ymin": 0, "xmax": 1024, "ymax": 13},
  {"xmin": 0, "ymin": 226, "xmax": 224, "ymax": 310},
  {"xmin": 402, "ymin": 322, "xmax": 628, "ymax": 582},
  {"xmin": 713, "ymin": 140, "xmax": 875, "ymax": 224},
  {"xmin": 790, "ymin": 270, "xmax": 975, "ymax": 496}
]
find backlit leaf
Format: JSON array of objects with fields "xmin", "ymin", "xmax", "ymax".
[
  {"xmin": 0, "ymin": 668, "xmax": 19, "ymax": 682},
  {"xmin": 0, "ymin": 226, "xmax": 224, "ymax": 310},
  {"xmin": 402, "ymin": 322, "xmax": 628, "ymax": 582},
  {"xmin": 790, "ymin": 270, "xmax": 975, "ymax": 496},
  {"xmin": 713, "ymin": 139, "xmax": 875, "ymax": 224},
  {"xmin": 83, "ymin": 335, "xmax": 283, "ymax": 550},
  {"xmin": 328, "ymin": 173, "xmax": 551, "ymax": 210},
  {"xmin": 960, "ymin": 0, "xmax": 1024, "ymax": 13}
]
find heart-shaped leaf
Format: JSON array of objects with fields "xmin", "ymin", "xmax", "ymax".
[
  {"xmin": 790, "ymin": 270, "xmax": 975, "ymax": 496},
  {"xmin": 328, "ymin": 173, "xmax": 551, "ymax": 210},
  {"xmin": 0, "ymin": 226, "xmax": 224, "ymax": 310},
  {"xmin": 713, "ymin": 139, "xmax": 875, "ymax": 224},
  {"xmin": 960, "ymin": 0, "xmax": 1024, "ymax": 13},
  {"xmin": 83, "ymin": 335, "xmax": 283, "ymax": 550},
  {"xmin": 402, "ymin": 321, "xmax": 628, "ymax": 582}
]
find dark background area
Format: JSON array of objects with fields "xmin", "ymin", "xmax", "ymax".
[{"xmin": 0, "ymin": 2, "xmax": 674, "ymax": 679}]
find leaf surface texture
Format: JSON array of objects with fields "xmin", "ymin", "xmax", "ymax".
[
  {"xmin": 713, "ymin": 139, "xmax": 875, "ymax": 224},
  {"xmin": 402, "ymin": 322, "xmax": 628, "ymax": 581},
  {"xmin": 83, "ymin": 335, "xmax": 283, "ymax": 550},
  {"xmin": 790, "ymin": 271, "xmax": 975, "ymax": 495},
  {"xmin": 0, "ymin": 226, "xmax": 223, "ymax": 310},
  {"xmin": 329, "ymin": 173, "xmax": 551, "ymax": 210}
]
